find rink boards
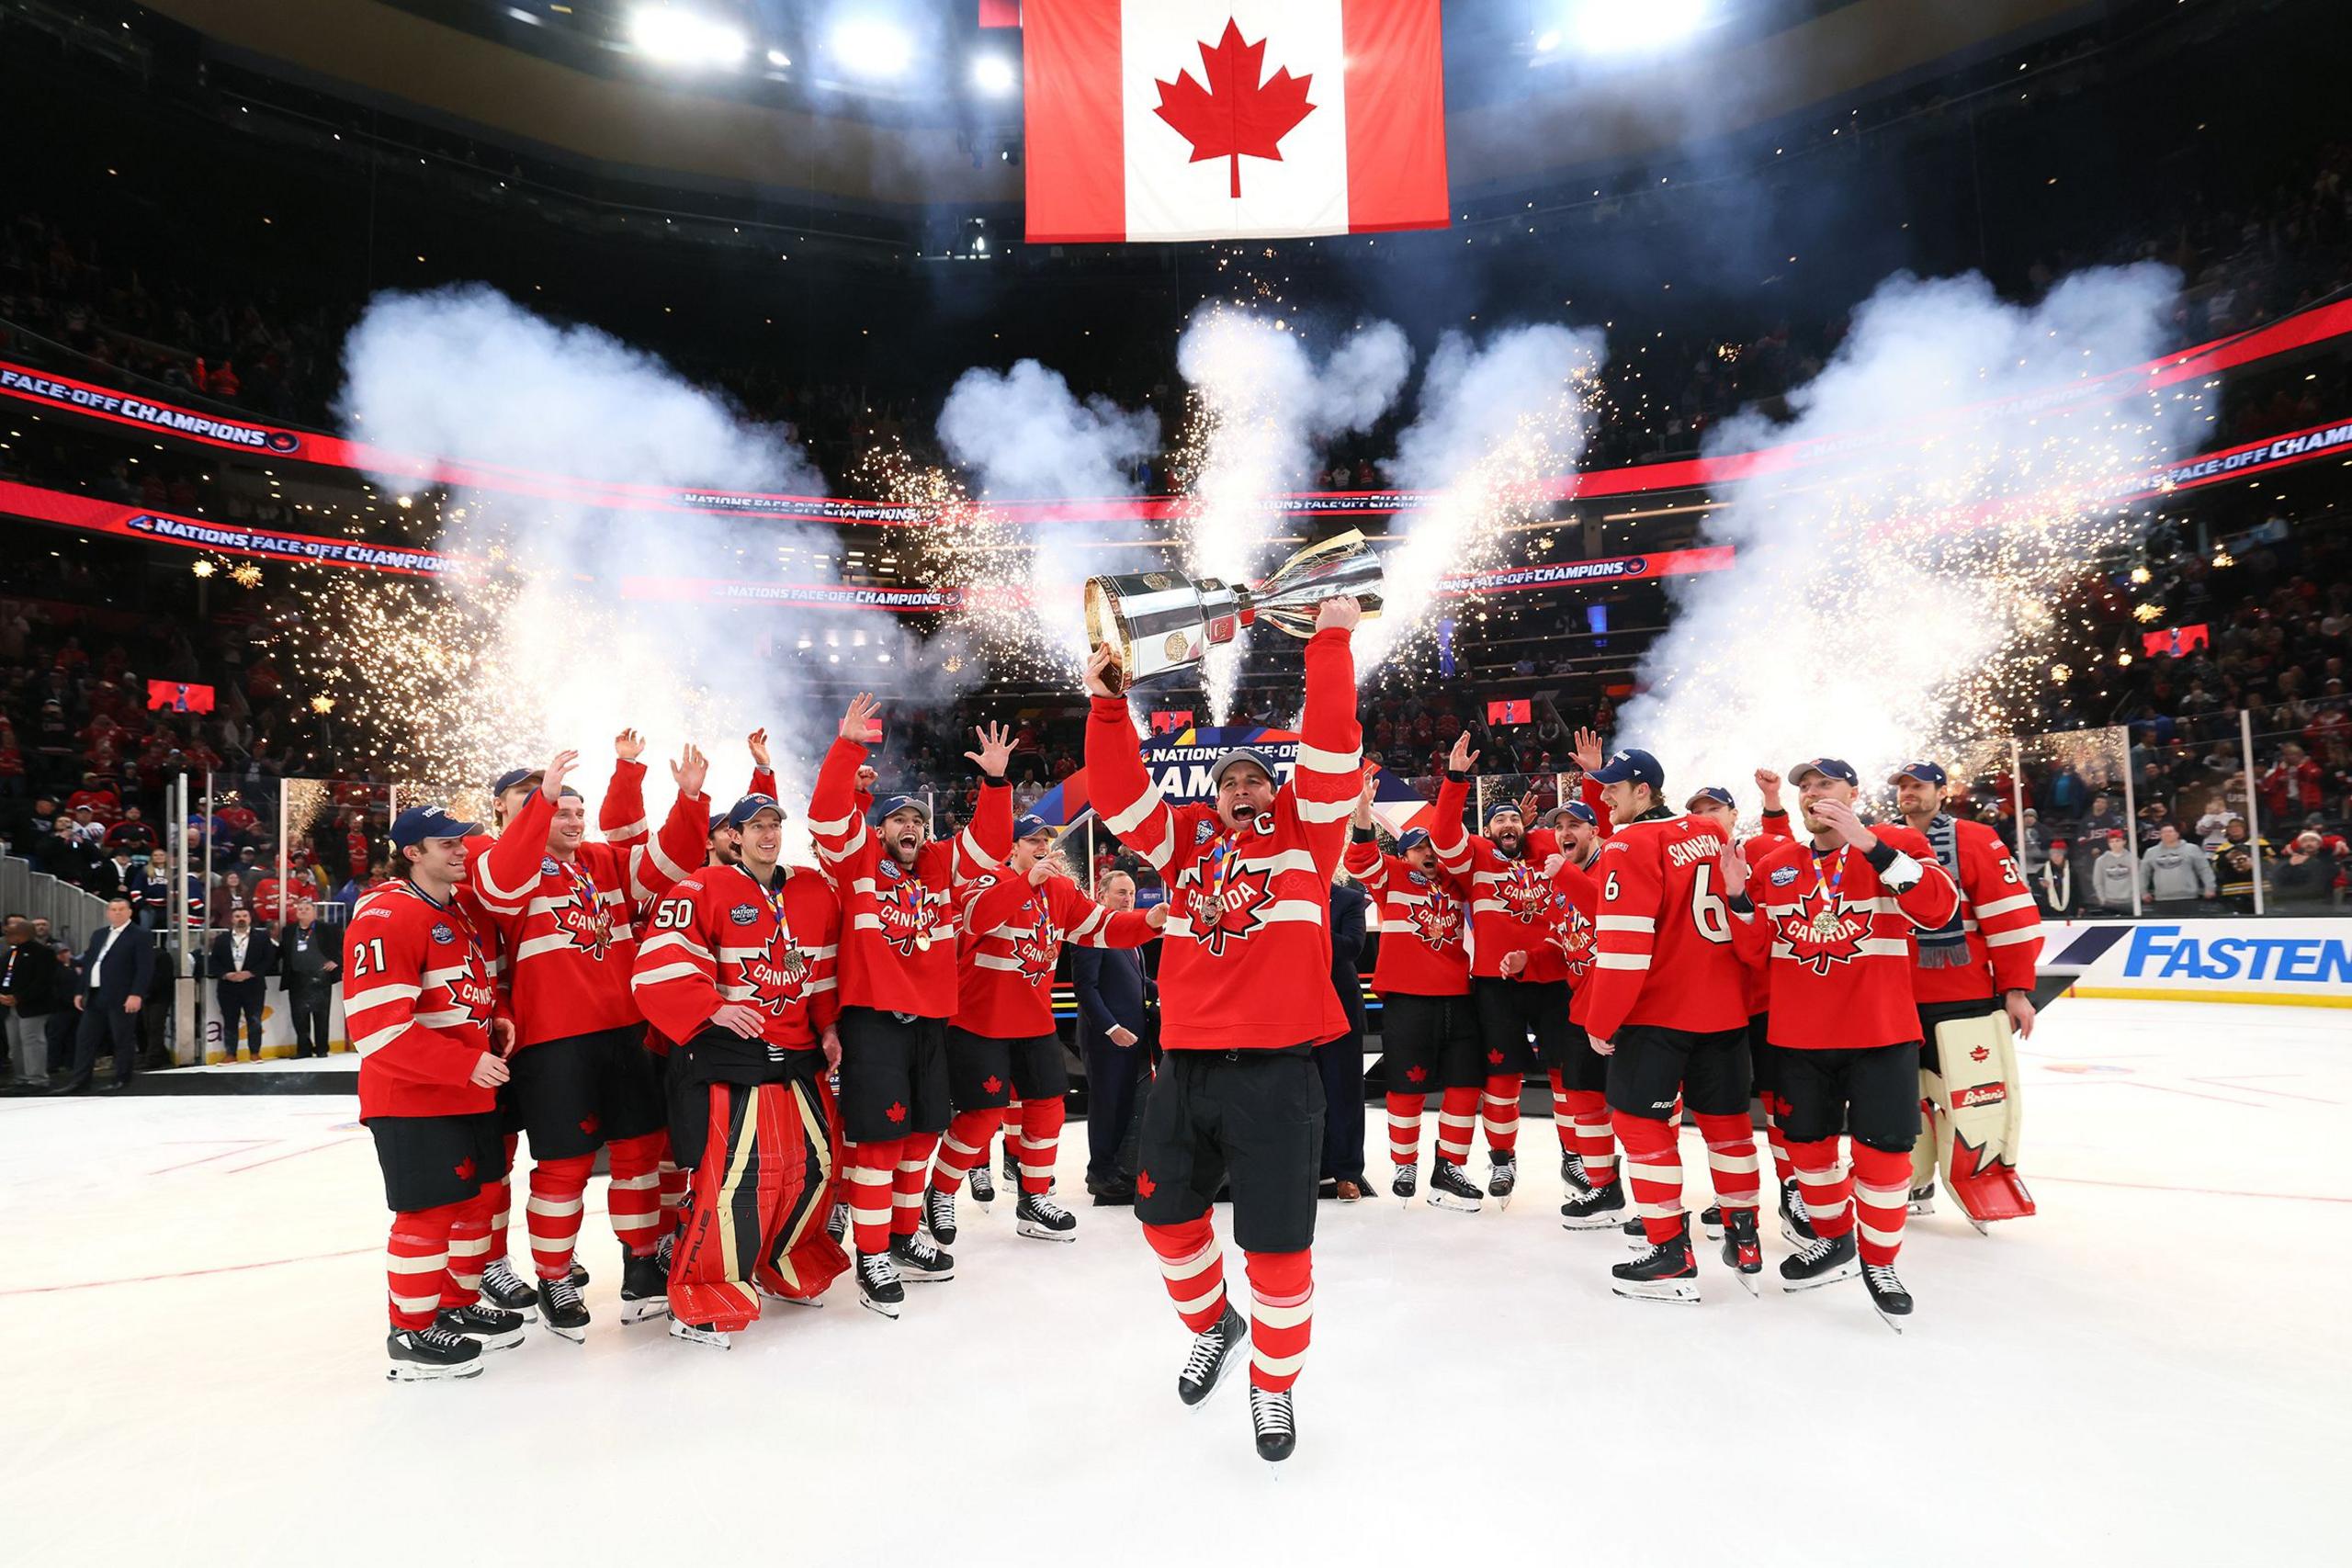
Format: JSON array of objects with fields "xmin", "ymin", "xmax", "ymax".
[{"xmin": 2043, "ymin": 918, "xmax": 2352, "ymax": 1009}]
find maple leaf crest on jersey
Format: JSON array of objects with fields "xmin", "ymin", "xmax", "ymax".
[
  {"xmin": 1496, "ymin": 863, "xmax": 1553, "ymax": 924},
  {"xmin": 545, "ymin": 886, "xmax": 615, "ymax": 961},
  {"xmin": 1772, "ymin": 893, "xmax": 1873, "ymax": 976},
  {"xmin": 1405, "ymin": 894, "xmax": 1463, "ymax": 952},
  {"xmin": 1183, "ymin": 860, "xmax": 1275, "ymax": 958},
  {"xmin": 740, "ymin": 940, "xmax": 813, "ymax": 1015},
  {"xmin": 447, "ymin": 970, "xmax": 499, "ymax": 1030},
  {"xmin": 1552, "ymin": 902, "xmax": 1597, "ymax": 981},
  {"xmin": 876, "ymin": 886, "xmax": 939, "ymax": 959},
  {"xmin": 1009, "ymin": 914, "xmax": 1060, "ymax": 987}
]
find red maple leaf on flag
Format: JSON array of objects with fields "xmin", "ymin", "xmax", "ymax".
[{"xmin": 1154, "ymin": 19, "xmax": 1316, "ymax": 199}]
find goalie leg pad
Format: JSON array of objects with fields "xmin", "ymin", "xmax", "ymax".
[{"xmin": 1927, "ymin": 1011, "xmax": 2035, "ymax": 1224}]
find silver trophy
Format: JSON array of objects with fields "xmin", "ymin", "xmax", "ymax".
[{"xmin": 1082, "ymin": 528, "xmax": 1385, "ymax": 693}]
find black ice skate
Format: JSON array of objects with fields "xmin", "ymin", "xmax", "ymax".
[
  {"xmin": 1177, "ymin": 1302, "xmax": 1248, "ymax": 1407},
  {"xmin": 1250, "ymin": 1385, "xmax": 1297, "ymax": 1462},
  {"xmin": 386, "ymin": 1324, "xmax": 483, "ymax": 1382},
  {"xmin": 654, "ymin": 1231, "xmax": 675, "ymax": 1276},
  {"xmin": 1907, "ymin": 1184, "xmax": 1937, "ymax": 1216},
  {"xmin": 1863, "ymin": 1260, "xmax": 1914, "ymax": 1332},
  {"xmin": 1611, "ymin": 1218, "xmax": 1701, "ymax": 1304},
  {"xmin": 536, "ymin": 1274, "xmax": 591, "ymax": 1342},
  {"xmin": 1015, "ymin": 1191, "xmax": 1077, "ymax": 1242},
  {"xmin": 1487, "ymin": 1151, "xmax": 1518, "ymax": 1207},
  {"xmin": 1779, "ymin": 1175, "xmax": 1816, "ymax": 1247},
  {"xmin": 1391, "ymin": 1164, "xmax": 1419, "ymax": 1205},
  {"xmin": 1718, "ymin": 1208, "xmax": 1763, "ymax": 1297},
  {"xmin": 1779, "ymin": 1228, "xmax": 1860, "ymax": 1292},
  {"xmin": 1561, "ymin": 1148, "xmax": 1589, "ymax": 1194},
  {"xmin": 1425, "ymin": 1159, "xmax": 1484, "ymax": 1213},
  {"xmin": 568, "ymin": 1258, "xmax": 590, "ymax": 1288},
  {"xmin": 925, "ymin": 1186, "xmax": 958, "ymax": 1246},
  {"xmin": 1700, "ymin": 1203, "xmax": 1724, "ymax": 1241},
  {"xmin": 826, "ymin": 1201, "xmax": 849, "ymax": 1243},
  {"xmin": 856, "ymin": 1249, "xmax": 904, "ymax": 1318},
  {"xmin": 1559, "ymin": 1178, "xmax": 1627, "ymax": 1230},
  {"xmin": 889, "ymin": 1231, "xmax": 956, "ymax": 1281},
  {"xmin": 479, "ymin": 1258, "xmax": 538, "ymax": 1322},
  {"xmin": 436, "ymin": 1302, "xmax": 526, "ymax": 1351},
  {"xmin": 1001, "ymin": 1140, "xmax": 1019, "ymax": 1185},
  {"xmin": 618, "ymin": 1248, "xmax": 670, "ymax": 1324},
  {"xmin": 967, "ymin": 1163, "xmax": 997, "ymax": 1205},
  {"xmin": 668, "ymin": 1318, "xmax": 732, "ymax": 1349}
]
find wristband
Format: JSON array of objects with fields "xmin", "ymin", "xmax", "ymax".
[
  {"xmin": 1350, "ymin": 826, "xmax": 1376, "ymax": 843},
  {"xmin": 1445, "ymin": 768, "xmax": 1470, "ymax": 784}
]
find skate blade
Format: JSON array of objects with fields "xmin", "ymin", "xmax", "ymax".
[
  {"xmin": 1779, "ymin": 1261, "xmax": 1861, "ymax": 1292},
  {"xmin": 471, "ymin": 1326, "xmax": 528, "ymax": 1352},
  {"xmin": 1016, "ymin": 1223, "xmax": 1078, "ymax": 1242},
  {"xmin": 668, "ymin": 1324, "xmax": 733, "ymax": 1348},
  {"xmin": 1610, "ymin": 1280, "xmax": 1702, "ymax": 1304},
  {"xmin": 1965, "ymin": 1216, "xmax": 1990, "ymax": 1237},
  {"xmin": 1731, "ymin": 1269, "xmax": 1760, "ymax": 1298},
  {"xmin": 758, "ymin": 1288, "xmax": 824, "ymax": 1307},
  {"xmin": 1492, "ymin": 1192, "xmax": 1514, "ymax": 1210},
  {"xmin": 540, "ymin": 1319, "xmax": 589, "ymax": 1343},
  {"xmin": 1778, "ymin": 1221, "xmax": 1814, "ymax": 1248},
  {"xmin": 1425, "ymin": 1193, "xmax": 1483, "ymax": 1213},
  {"xmin": 858, "ymin": 1295, "xmax": 902, "ymax": 1319},
  {"xmin": 1702, "ymin": 1224, "xmax": 1724, "ymax": 1241},
  {"xmin": 899, "ymin": 1269, "xmax": 956, "ymax": 1282},
  {"xmin": 1871, "ymin": 1303, "xmax": 1910, "ymax": 1334},
  {"xmin": 617, "ymin": 1298, "xmax": 672, "ymax": 1325},
  {"xmin": 1559, "ymin": 1213, "xmax": 1627, "ymax": 1232},
  {"xmin": 387, "ymin": 1360, "xmax": 484, "ymax": 1382}
]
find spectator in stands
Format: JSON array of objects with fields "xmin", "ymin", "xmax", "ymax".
[
  {"xmin": 2, "ymin": 913, "xmax": 71, "ymax": 1088},
  {"xmin": 2270, "ymin": 831, "xmax": 2340, "ymax": 908},
  {"xmin": 277, "ymin": 898, "xmax": 336, "ymax": 1059},
  {"xmin": 2085, "ymin": 794, "xmax": 2124, "ymax": 839},
  {"xmin": 104, "ymin": 806, "xmax": 158, "ymax": 856},
  {"xmin": 2036, "ymin": 839, "xmax": 2084, "ymax": 919},
  {"xmin": 2090, "ymin": 829, "xmax": 2138, "ymax": 912},
  {"xmin": 33, "ymin": 813, "xmax": 89, "ymax": 885},
  {"xmin": 2212, "ymin": 818, "xmax": 2266, "ymax": 913},
  {"xmin": 2141, "ymin": 823, "xmax": 2216, "ymax": 917},
  {"xmin": 206, "ymin": 905, "xmax": 275, "ymax": 1063},
  {"xmin": 51, "ymin": 896, "xmax": 153, "ymax": 1094}
]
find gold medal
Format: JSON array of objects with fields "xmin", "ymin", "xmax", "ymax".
[{"xmin": 914, "ymin": 931, "xmax": 933, "ymax": 953}]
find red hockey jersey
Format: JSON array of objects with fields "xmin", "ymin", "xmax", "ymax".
[
  {"xmin": 1083, "ymin": 626, "xmax": 1360, "ymax": 1051},
  {"xmin": 345, "ymin": 880, "xmax": 499, "ymax": 1121},
  {"xmin": 1547, "ymin": 852, "xmax": 1601, "ymax": 1026},
  {"xmin": 1344, "ymin": 835, "xmax": 1471, "ymax": 998},
  {"xmin": 1581, "ymin": 809, "xmax": 1758, "ymax": 1041},
  {"xmin": 1742, "ymin": 826, "xmax": 1962, "ymax": 1051},
  {"xmin": 1430, "ymin": 774, "xmax": 1566, "ymax": 983},
  {"xmin": 1905, "ymin": 816, "xmax": 2045, "ymax": 1004},
  {"xmin": 805, "ymin": 739, "xmax": 1012, "ymax": 1018},
  {"xmin": 473, "ymin": 783, "xmax": 708, "ymax": 1048},
  {"xmin": 951, "ymin": 872, "xmax": 1155, "ymax": 1039},
  {"xmin": 631, "ymin": 863, "xmax": 840, "ymax": 1055}
]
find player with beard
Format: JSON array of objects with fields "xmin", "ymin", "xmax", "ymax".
[
  {"xmin": 1343, "ymin": 772, "xmax": 1476, "ymax": 1205},
  {"xmin": 808, "ymin": 695, "xmax": 1013, "ymax": 1317},
  {"xmin": 1081, "ymin": 597, "xmax": 1363, "ymax": 1463},
  {"xmin": 473, "ymin": 744, "xmax": 710, "ymax": 1338},
  {"xmin": 1888, "ymin": 761, "xmax": 2042, "ymax": 1228},
  {"xmin": 1679, "ymin": 774, "xmax": 1810, "ymax": 1246},
  {"xmin": 1429, "ymin": 735, "xmax": 1568, "ymax": 1209},
  {"xmin": 352, "ymin": 806, "xmax": 526, "ymax": 1381},
  {"xmin": 925, "ymin": 817, "xmax": 1164, "ymax": 1248},
  {"xmin": 1542, "ymin": 799, "xmax": 1637, "ymax": 1231},
  {"xmin": 631, "ymin": 795, "xmax": 848, "ymax": 1346},
  {"xmin": 1581, "ymin": 749, "xmax": 1770, "ymax": 1303},
  {"xmin": 1738, "ymin": 761, "xmax": 1960, "ymax": 1327}
]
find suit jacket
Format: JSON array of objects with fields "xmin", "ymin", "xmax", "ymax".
[
  {"xmin": 208, "ymin": 929, "xmax": 278, "ymax": 988},
  {"xmin": 1327, "ymin": 881, "xmax": 1367, "ymax": 1040},
  {"xmin": 79, "ymin": 923, "xmax": 156, "ymax": 1008},
  {"xmin": 1071, "ymin": 943, "xmax": 1150, "ymax": 1052}
]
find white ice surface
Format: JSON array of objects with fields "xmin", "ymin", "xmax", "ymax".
[{"xmin": 3, "ymin": 998, "xmax": 2347, "ymax": 1565}]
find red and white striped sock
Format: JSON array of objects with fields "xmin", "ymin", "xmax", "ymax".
[
  {"xmin": 1613, "ymin": 1111, "xmax": 1686, "ymax": 1246},
  {"xmin": 933, "ymin": 1109, "xmax": 1003, "ymax": 1193},
  {"xmin": 526, "ymin": 1154, "xmax": 594, "ymax": 1281},
  {"xmin": 657, "ymin": 1158, "xmax": 690, "ymax": 1236},
  {"xmin": 1762, "ymin": 1096, "xmax": 1797, "ymax": 1189},
  {"xmin": 845, "ymin": 1139, "xmax": 899, "ymax": 1255},
  {"xmin": 1850, "ymin": 1143, "xmax": 1913, "ymax": 1266},
  {"xmin": 1560, "ymin": 1088, "xmax": 1615, "ymax": 1186},
  {"xmin": 1002, "ymin": 1096, "xmax": 1024, "ymax": 1172},
  {"xmin": 1696, "ymin": 1111, "xmax": 1761, "ymax": 1215},
  {"xmin": 1481, "ymin": 1073, "xmax": 1522, "ymax": 1156},
  {"xmin": 441, "ymin": 1190, "xmax": 493, "ymax": 1306},
  {"xmin": 605, "ymin": 1130, "xmax": 667, "ymax": 1259},
  {"xmin": 1243, "ymin": 1248, "xmax": 1312, "ymax": 1393},
  {"xmin": 1789, "ymin": 1137, "xmax": 1855, "ymax": 1241},
  {"xmin": 484, "ymin": 1131, "xmax": 519, "ymax": 1259},
  {"xmin": 1017, "ymin": 1097, "xmax": 1064, "ymax": 1194},
  {"xmin": 387, "ymin": 1201, "xmax": 463, "ymax": 1331},
  {"xmin": 891, "ymin": 1133, "xmax": 940, "ymax": 1238},
  {"xmin": 1142, "ymin": 1215, "xmax": 1227, "ymax": 1332},
  {"xmin": 1434, "ymin": 1085, "xmax": 1479, "ymax": 1166},
  {"xmin": 1547, "ymin": 1069, "xmax": 1577, "ymax": 1154},
  {"xmin": 1384, "ymin": 1091, "xmax": 1425, "ymax": 1168}
]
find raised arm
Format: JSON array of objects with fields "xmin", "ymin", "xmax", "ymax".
[
  {"xmin": 600, "ymin": 728, "xmax": 650, "ymax": 846},
  {"xmin": 1083, "ymin": 645, "xmax": 1180, "ymax": 874},
  {"xmin": 808, "ymin": 696, "xmax": 881, "ymax": 874},
  {"xmin": 1430, "ymin": 732, "xmax": 1481, "ymax": 879},
  {"xmin": 478, "ymin": 751, "xmax": 573, "ymax": 918},
  {"xmin": 1283, "ymin": 607, "xmax": 1365, "ymax": 879},
  {"xmin": 626, "ymin": 744, "xmax": 709, "ymax": 903}
]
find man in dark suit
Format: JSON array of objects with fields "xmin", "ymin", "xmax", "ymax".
[
  {"xmin": 208, "ymin": 906, "xmax": 277, "ymax": 1062},
  {"xmin": 52, "ymin": 897, "xmax": 155, "ymax": 1093},
  {"xmin": 1319, "ymin": 872, "xmax": 1371, "ymax": 1201},
  {"xmin": 1074, "ymin": 868, "xmax": 1154, "ymax": 1203},
  {"xmin": 277, "ymin": 898, "xmax": 338, "ymax": 1058},
  {"xmin": 3, "ymin": 914, "xmax": 72, "ymax": 1088}
]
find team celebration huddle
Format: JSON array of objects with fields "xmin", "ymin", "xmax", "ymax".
[{"xmin": 355, "ymin": 594, "xmax": 2040, "ymax": 1463}]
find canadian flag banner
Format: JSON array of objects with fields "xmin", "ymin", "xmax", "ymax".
[{"xmin": 1023, "ymin": 0, "xmax": 1448, "ymax": 243}]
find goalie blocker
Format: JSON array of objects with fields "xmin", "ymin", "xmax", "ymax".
[{"xmin": 1914, "ymin": 998, "xmax": 2036, "ymax": 1225}]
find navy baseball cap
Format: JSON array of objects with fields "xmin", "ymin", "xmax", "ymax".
[
  {"xmin": 874, "ymin": 794, "xmax": 932, "ymax": 826},
  {"xmin": 1559, "ymin": 800, "xmax": 1599, "ymax": 827},
  {"xmin": 489, "ymin": 767, "xmax": 539, "ymax": 796},
  {"xmin": 726, "ymin": 794, "xmax": 785, "ymax": 830},
  {"xmin": 707, "ymin": 813, "xmax": 728, "ymax": 834},
  {"xmin": 1889, "ymin": 761, "xmax": 1948, "ymax": 787},
  {"xmin": 1484, "ymin": 799, "xmax": 1524, "ymax": 826},
  {"xmin": 1207, "ymin": 747, "xmax": 1278, "ymax": 791},
  {"xmin": 390, "ymin": 805, "xmax": 481, "ymax": 848},
  {"xmin": 1589, "ymin": 749, "xmax": 1664, "ymax": 792},
  {"xmin": 1397, "ymin": 827, "xmax": 1433, "ymax": 852},
  {"xmin": 1791, "ymin": 758, "xmax": 1860, "ymax": 786},
  {"xmin": 1014, "ymin": 814, "xmax": 1054, "ymax": 841},
  {"xmin": 1685, "ymin": 785, "xmax": 1735, "ymax": 811}
]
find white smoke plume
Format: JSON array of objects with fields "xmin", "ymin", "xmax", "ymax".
[
  {"xmin": 1358, "ymin": 322, "xmax": 1609, "ymax": 671},
  {"xmin": 934, "ymin": 359, "xmax": 1161, "ymax": 668},
  {"xmin": 326, "ymin": 284, "xmax": 960, "ymax": 849},
  {"xmin": 1172, "ymin": 309, "xmax": 1413, "ymax": 717},
  {"xmin": 1613, "ymin": 264, "xmax": 2199, "ymax": 810}
]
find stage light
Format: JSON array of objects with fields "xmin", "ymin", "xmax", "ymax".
[
  {"xmin": 831, "ymin": 16, "xmax": 912, "ymax": 78},
  {"xmin": 1562, "ymin": 0, "xmax": 1707, "ymax": 57},
  {"xmin": 1532, "ymin": 29, "xmax": 1560, "ymax": 53},
  {"xmin": 971, "ymin": 51, "xmax": 1016, "ymax": 95},
  {"xmin": 766, "ymin": 48, "xmax": 790, "ymax": 67},
  {"xmin": 628, "ymin": 5, "xmax": 749, "ymax": 69}
]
